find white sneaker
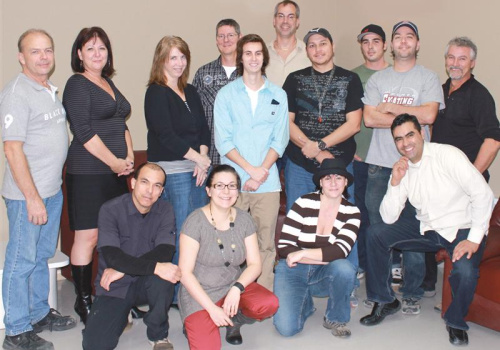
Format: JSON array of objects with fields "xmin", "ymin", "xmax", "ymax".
[
  {"xmin": 149, "ymin": 338, "xmax": 174, "ymax": 350},
  {"xmin": 391, "ymin": 267, "xmax": 403, "ymax": 286},
  {"xmin": 401, "ymin": 298, "xmax": 421, "ymax": 315}
]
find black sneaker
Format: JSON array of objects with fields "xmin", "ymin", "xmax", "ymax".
[
  {"xmin": 32, "ymin": 309, "xmax": 77, "ymax": 333},
  {"xmin": 3, "ymin": 331, "xmax": 54, "ymax": 350}
]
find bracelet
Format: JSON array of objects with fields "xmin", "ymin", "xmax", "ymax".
[{"xmin": 232, "ymin": 282, "xmax": 245, "ymax": 293}]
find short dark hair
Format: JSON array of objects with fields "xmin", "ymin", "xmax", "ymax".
[
  {"xmin": 274, "ymin": 1, "xmax": 300, "ymax": 18},
  {"xmin": 18, "ymin": 29, "xmax": 54, "ymax": 52},
  {"xmin": 134, "ymin": 162, "xmax": 167, "ymax": 186},
  {"xmin": 390, "ymin": 113, "xmax": 422, "ymax": 135},
  {"xmin": 236, "ymin": 34, "xmax": 269, "ymax": 76},
  {"xmin": 216, "ymin": 19, "xmax": 241, "ymax": 36},
  {"xmin": 70, "ymin": 27, "xmax": 115, "ymax": 77},
  {"xmin": 206, "ymin": 165, "xmax": 241, "ymax": 191}
]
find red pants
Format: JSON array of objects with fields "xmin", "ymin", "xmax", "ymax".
[{"xmin": 184, "ymin": 282, "xmax": 279, "ymax": 350}]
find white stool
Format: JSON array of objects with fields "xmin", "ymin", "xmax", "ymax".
[{"xmin": 0, "ymin": 241, "xmax": 69, "ymax": 329}]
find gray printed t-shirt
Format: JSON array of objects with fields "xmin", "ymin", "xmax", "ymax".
[
  {"xmin": 178, "ymin": 208, "xmax": 256, "ymax": 321},
  {"xmin": 363, "ymin": 65, "xmax": 444, "ymax": 169},
  {"xmin": 1, "ymin": 73, "xmax": 68, "ymax": 199}
]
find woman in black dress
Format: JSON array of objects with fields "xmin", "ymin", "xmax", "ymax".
[{"xmin": 63, "ymin": 27, "xmax": 134, "ymax": 323}]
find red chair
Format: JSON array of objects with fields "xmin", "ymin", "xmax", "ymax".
[{"xmin": 438, "ymin": 200, "xmax": 500, "ymax": 331}]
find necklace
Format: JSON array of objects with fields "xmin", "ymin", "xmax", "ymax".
[
  {"xmin": 209, "ymin": 205, "xmax": 236, "ymax": 267},
  {"xmin": 311, "ymin": 66, "xmax": 336, "ymax": 123}
]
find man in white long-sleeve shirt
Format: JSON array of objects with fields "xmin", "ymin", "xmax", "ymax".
[{"xmin": 360, "ymin": 113, "xmax": 494, "ymax": 346}]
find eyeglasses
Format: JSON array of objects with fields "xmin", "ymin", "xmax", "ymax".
[
  {"xmin": 216, "ymin": 33, "xmax": 238, "ymax": 41},
  {"xmin": 212, "ymin": 183, "xmax": 239, "ymax": 191}
]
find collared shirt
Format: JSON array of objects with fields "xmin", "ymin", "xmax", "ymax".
[
  {"xmin": 432, "ymin": 75, "xmax": 500, "ymax": 173},
  {"xmin": 266, "ymin": 40, "xmax": 310, "ymax": 87},
  {"xmin": 192, "ymin": 56, "xmax": 239, "ymax": 164},
  {"xmin": 214, "ymin": 77, "xmax": 289, "ymax": 193},
  {"xmin": 95, "ymin": 193, "xmax": 176, "ymax": 298},
  {"xmin": 380, "ymin": 142, "xmax": 494, "ymax": 244},
  {"xmin": 1, "ymin": 73, "xmax": 68, "ymax": 200}
]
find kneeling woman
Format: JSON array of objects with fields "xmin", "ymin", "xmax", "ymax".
[
  {"xmin": 274, "ymin": 159, "xmax": 360, "ymax": 338},
  {"xmin": 179, "ymin": 165, "xmax": 279, "ymax": 349}
]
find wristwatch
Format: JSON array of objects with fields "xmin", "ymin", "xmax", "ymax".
[
  {"xmin": 233, "ymin": 282, "xmax": 245, "ymax": 293},
  {"xmin": 317, "ymin": 140, "xmax": 327, "ymax": 151}
]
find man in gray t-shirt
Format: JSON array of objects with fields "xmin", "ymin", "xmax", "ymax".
[
  {"xmin": 0, "ymin": 29, "xmax": 74, "ymax": 349},
  {"xmin": 360, "ymin": 21, "xmax": 444, "ymax": 317},
  {"xmin": 362, "ymin": 21, "xmax": 444, "ymax": 225}
]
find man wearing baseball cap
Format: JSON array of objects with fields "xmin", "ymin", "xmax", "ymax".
[
  {"xmin": 351, "ymin": 24, "xmax": 389, "ymax": 282},
  {"xmin": 282, "ymin": 27, "xmax": 362, "ymax": 214},
  {"xmin": 359, "ymin": 20, "xmax": 444, "ymax": 320}
]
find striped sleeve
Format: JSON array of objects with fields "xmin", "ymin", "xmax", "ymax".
[{"xmin": 321, "ymin": 199, "xmax": 360, "ymax": 262}]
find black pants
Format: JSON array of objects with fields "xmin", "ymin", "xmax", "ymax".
[{"xmin": 82, "ymin": 275, "xmax": 175, "ymax": 350}]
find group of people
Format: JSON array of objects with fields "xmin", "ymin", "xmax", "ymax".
[{"xmin": 1, "ymin": 1, "xmax": 499, "ymax": 350}]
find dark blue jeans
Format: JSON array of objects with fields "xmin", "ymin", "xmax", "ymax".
[
  {"xmin": 353, "ymin": 160, "xmax": 369, "ymax": 271},
  {"xmin": 366, "ymin": 214, "xmax": 486, "ymax": 330}
]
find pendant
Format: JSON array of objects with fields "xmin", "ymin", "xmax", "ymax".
[{"xmin": 318, "ymin": 115, "xmax": 323, "ymax": 123}]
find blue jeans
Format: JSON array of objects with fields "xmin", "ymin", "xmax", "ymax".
[
  {"xmin": 366, "ymin": 214, "xmax": 485, "ymax": 330},
  {"xmin": 284, "ymin": 159, "xmax": 315, "ymax": 214},
  {"xmin": 2, "ymin": 190, "xmax": 63, "ymax": 336},
  {"xmin": 161, "ymin": 171, "xmax": 208, "ymax": 265},
  {"xmin": 284, "ymin": 158, "xmax": 359, "ymax": 287},
  {"xmin": 365, "ymin": 164, "xmax": 405, "ymax": 267},
  {"xmin": 162, "ymin": 171, "xmax": 207, "ymax": 303},
  {"xmin": 273, "ymin": 258, "xmax": 356, "ymax": 337},
  {"xmin": 353, "ymin": 160, "xmax": 369, "ymax": 271}
]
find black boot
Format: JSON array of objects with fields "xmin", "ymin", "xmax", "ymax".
[
  {"xmin": 71, "ymin": 262, "xmax": 93, "ymax": 324},
  {"xmin": 225, "ymin": 311, "xmax": 256, "ymax": 345}
]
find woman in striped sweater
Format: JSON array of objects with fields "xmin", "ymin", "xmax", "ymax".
[{"xmin": 273, "ymin": 159, "xmax": 360, "ymax": 338}]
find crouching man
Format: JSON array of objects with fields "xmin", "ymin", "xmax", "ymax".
[
  {"xmin": 83, "ymin": 163, "xmax": 180, "ymax": 350},
  {"xmin": 360, "ymin": 114, "xmax": 493, "ymax": 346}
]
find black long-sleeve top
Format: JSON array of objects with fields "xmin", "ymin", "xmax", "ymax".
[{"xmin": 144, "ymin": 83, "xmax": 210, "ymax": 162}]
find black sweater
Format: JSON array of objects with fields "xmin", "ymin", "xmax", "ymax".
[{"xmin": 144, "ymin": 83, "xmax": 210, "ymax": 162}]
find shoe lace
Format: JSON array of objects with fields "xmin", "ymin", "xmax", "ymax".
[
  {"xmin": 332, "ymin": 322, "xmax": 347, "ymax": 329},
  {"xmin": 403, "ymin": 298, "xmax": 418, "ymax": 306},
  {"xmin": 27, "ymin": 331, "xmax": 43, "ymax": 342}
]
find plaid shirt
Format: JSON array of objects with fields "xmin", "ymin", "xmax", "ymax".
[{"xmin": 192, "ymin": 56, "xmax": 238, "ymax": 165}]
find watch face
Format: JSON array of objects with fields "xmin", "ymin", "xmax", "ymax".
[{"xmin": 318, "ymin": 140, "xmax": 326, "ymax": 150}]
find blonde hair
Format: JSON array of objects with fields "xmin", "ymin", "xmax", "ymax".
[{"xmin": 147, "ymin": 36, "xmax": 190, "ymax": 91}]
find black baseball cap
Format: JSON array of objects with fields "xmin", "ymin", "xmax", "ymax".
[
  {"xmin": 357, "ymin": 24, "xmax": 386, "ymax": 42},
  {"xmin": 304, "ymin": 28, "xmax": 333, "ymax": 45},
  {"xmin": 392, "ymin": 21, "xmax": 419, "ymax": 40}
]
